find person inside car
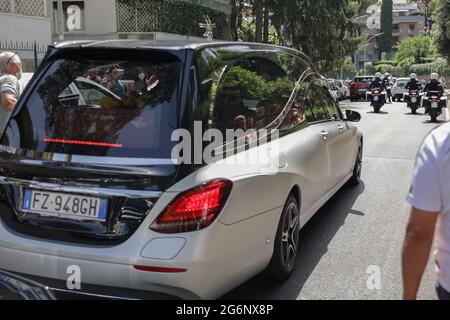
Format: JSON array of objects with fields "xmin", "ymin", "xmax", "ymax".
[
  {"xmin": 87, "ymin": 68, "xmax": 102, "ymax": 85},
  {"xmin": 131, "ymin": 67, "xmax": 147, "ymax": 97},
  {"xmin": 106, "ymin": 64, "xmax": 127, "ymax": 99}
]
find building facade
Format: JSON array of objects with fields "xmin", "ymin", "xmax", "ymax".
[
  {"xmin": 48, "ymin": 0, "xmax": 231, "ymax": 42},
  {"xmin": 355, "ymin": 0, "xmax": 426, "ymax": 71},
  {"xmin": 0, "ymin": 0, "xmax": 231, "ymax": 70}
]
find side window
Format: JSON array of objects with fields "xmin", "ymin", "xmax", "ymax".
[
  {"xmin": 213, "ymin": 55, "xmax": 296, "ymax": 133},
  {"xmin": 195, "ymin": 48, "xmax": 311, "ymax": 145},
  {"xmin": 303, "ymin": 86, "xmax": 328, "ymax": 123},
  {"xmin": 317, "ymin": 86, "xmax": 341, "ymax": 121}
]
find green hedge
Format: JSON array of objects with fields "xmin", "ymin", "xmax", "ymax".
[
  {"xmin": 409, "ymin": 58, "xmax": 450, "ymax": 77},
  {"xmin": 363, "ymin": 59, "xmax": 449, "ymax": 77}
]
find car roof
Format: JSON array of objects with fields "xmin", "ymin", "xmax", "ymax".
[
  {"xmin": 51, "ymin": 39, "xmax": 316, "ymax": 69},
  {"xmin": 53, "ymin": 39, "xmax": 303, "ymax": 54}
]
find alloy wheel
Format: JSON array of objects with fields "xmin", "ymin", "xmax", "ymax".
[{"xmin": 281, "ymin": 201, "xmax": 300, "ymax": 271}]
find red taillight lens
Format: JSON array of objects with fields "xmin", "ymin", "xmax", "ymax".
[
  {"xmin": 432, "ymin": 96, "xmax": 438, "ymax": 100},
  {"xmin": 351, "ymin": 83, "xmax": 356, "ymax": 89},
  {"xmin": 150, "ymin": 179, "xmax": 232, "ymax": 233}
]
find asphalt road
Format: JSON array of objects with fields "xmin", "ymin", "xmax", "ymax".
[{"xmin": 223, "ymin": 99, "xmax": 446, "ymax": 300}]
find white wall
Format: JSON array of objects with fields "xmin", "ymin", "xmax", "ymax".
[
  {"xmin": 0, "ymin": 13, "xmax": 52, "ymax": 69},
  {"xmin": 0, "ymin": 13, "xmax": 51, "ymax": 48}
]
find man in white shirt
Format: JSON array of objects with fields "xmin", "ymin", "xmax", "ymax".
[
  {"xmin": 403, "ymin": 122, "xmax": 450, "ymax": 300},
  {"xmin": 0, "ymin": 52, "xmax": 22, "ymax": 132}
]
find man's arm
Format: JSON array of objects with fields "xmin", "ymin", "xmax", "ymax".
[
  {"xmin": 0, "ymin": 92, "xmax": 17, "ymax": 112},
  {"xmin": 402, "ymin": 208, "xmax": 438, "ymax": 300}
]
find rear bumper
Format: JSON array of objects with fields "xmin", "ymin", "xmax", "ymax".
[
  {"xmin": 2, "ymin": 270, "xmax": 178, "ymax": 300},
  {"xmin": 350, "ymin": 90, "xmax": 368, "ymax": 98},
  {"xmin": 0, "ymin": 205, "xmax": 280, "ymax": 300}
]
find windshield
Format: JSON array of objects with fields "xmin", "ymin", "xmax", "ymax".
[{"xmin": 1, "ymin": 54, "xmax": 182, "ymax": 159}]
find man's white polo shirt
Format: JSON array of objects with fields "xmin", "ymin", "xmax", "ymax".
[{"xmin": 408, "ymin": 122, "xmax": 450, "ymax": 292}]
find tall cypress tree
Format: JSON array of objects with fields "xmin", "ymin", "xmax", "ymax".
[
  {"xmin": 379, "ymin": 0, "xmax": 393, "ymax": 58},
  {"xmin": 433, "ymin": 0, "xmax": 450, "ymax": 60}
]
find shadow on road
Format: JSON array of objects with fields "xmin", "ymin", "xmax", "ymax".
[
  {"xmin": 423, "ymin": 119, "xmax": 446, "ymax": 124},
  {"xmin": 221, "ymin": 181, "xmax": 366, "ymax": 300},
  {"xmin": 366, "ymin": 111, "xmax": 389, "ymax": 114}
]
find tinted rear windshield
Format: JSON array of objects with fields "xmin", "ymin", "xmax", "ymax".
[
  {"xmin": 353, "ymin": 77, "xmax": 371, "ymax": 83},
  {"xmin": 1, "ymin": 52, "xmax": 182, "ymax": 159}
]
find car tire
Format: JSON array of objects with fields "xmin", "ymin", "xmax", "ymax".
[
  {"xmin": 264, "ymin": 194, "xmax": 300, "ymax": 281},
  {"xmin": 349, "ymin": 142, "xmax": 363, "ymax": 186}
]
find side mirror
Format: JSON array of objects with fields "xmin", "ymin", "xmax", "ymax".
[{"xmin": 345, "ymin": 109, "xmax": 361, "ymax": 122}]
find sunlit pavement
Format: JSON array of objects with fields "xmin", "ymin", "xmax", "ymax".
[{"xmin": 222, "ymin": 99, "xmax": 444, "ymax": 300}]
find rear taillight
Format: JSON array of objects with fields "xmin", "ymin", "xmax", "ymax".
[
  {"xmin": 432, "ymin": 96, "xmax": 438, "ymax": 100},
  {"xmin": 150, "ymin": 179, "xmax": 233, "ymax": 233},
  {"xmin": 351, "ymin": 83, "xmax": 356, "ymax": 89}
]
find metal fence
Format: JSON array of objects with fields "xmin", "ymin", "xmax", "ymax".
[
  {"xmin": 0, "ymin": 0, "xmax": 46, "ymax": 17},
  {"xmin": 0, "ymin": 40, "xmax": 48, "ymax": 71}
]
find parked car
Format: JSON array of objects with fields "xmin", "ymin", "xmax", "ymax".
[
  {"xmin": 350, "ymin": 76, "xmax": 372, "ymax": 101},
  {"xmin": 336, "ymin": 80, "xmax": 350, "ymax": 100},
  {"xmin": 326, "ymin": 78, "xmax": 340, "ymax": 102},
  {"xmin": 0, "ymin": 40, "xmax": 363, "ymax": 300},
  {"xmin": 392, "ymin": 77, "xmax": 410, "ymax": 102}
]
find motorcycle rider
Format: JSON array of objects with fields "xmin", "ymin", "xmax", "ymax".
[
  {"xmin": 406, "ymin": 73, "xmax": 422, "ymax": 91},
  {"xmin": 382, "ymin": 72, "xmax": 392, "ymax": 103},
  {"xmin": 423, "ymin": 73, "xmax": 445, "ymax": 115},
  {"xmin": 405, "ymin": 73, "xmax": 422, "ymax": 113},
  {"xmin": 370, "ymin": 72, "xmax": 386, "ymax": 104},
  {"xmin": 370, "ymin": 72, "xmax": 385, "ymax": 89},
  {"xmin": 423, "ymin": 73, "xmax": 444, "ymax": 95}
]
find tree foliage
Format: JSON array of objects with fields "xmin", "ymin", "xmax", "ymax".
[
  {"xmin": 379, "ymin": 0, "xmax": 393, "ymax": 56},
  {"xmin": 432, "ymin": 0, "xmax": 450, "ymax": 60},
  {"xmin": 267, "ymin": 0, "xmax": 362, "ymax": 71},
  {"xmin": 394, "ymin": 35, "xmax": 437, "ymax": 66}
]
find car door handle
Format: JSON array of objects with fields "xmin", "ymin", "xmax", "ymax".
[
  {"xmin": 337, "ymin": 125, "xmax": 345, "ymax": 133},
  {"xmin": 321, "ymin": 130, "xmax": 329, "ymax": 140}
]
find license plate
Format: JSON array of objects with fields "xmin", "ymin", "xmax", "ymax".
[
  {"xmin": 373, "ymin": 96, "xmax": 379, "ymax": 101},
  {"xmin": 411, "ymin": 97, "xmax": 417, "ymax": 103},
  {"xmin": 431, "ymin": 101, "xmax": 439, "ymax": 109},
  {"xmin": 22, "ymin": 189, "xmax": 108, "ymax": 221}
]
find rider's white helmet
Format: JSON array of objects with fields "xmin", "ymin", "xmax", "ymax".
[
  {"xmin": 375, "ymin": 72, "xmax": 382, "ymax": 78},
  {"xmin": 384, "ymin": 73, "xmax": 390, "ymax": 77},
  {"xmin": 430, "ymin": 73, "xmax": 439, "ymax": 81},
  {"xmin": 410, "ymin": 73, "xmax": 417, "ymax": 79}
]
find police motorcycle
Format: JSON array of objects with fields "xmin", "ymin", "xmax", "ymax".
[
  {"xmin": 423, "ymin": 90, "xmax": 447, "ymax": 122},
  {"xmin": 367, "ymin": 73, "xmax": 387, "ymax": 113}
]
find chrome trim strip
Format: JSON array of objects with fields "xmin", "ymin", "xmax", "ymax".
[
  {"xmin": 0, "ymin": 145, "xmax": 175, "ymax": 166},
  {"xmin": 48, "ymin": 287, "xmax": 139, "ymax": 300},
  {"xmin": 0, "ymin": 176, "xmax": 163, "ymax": 199}
]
